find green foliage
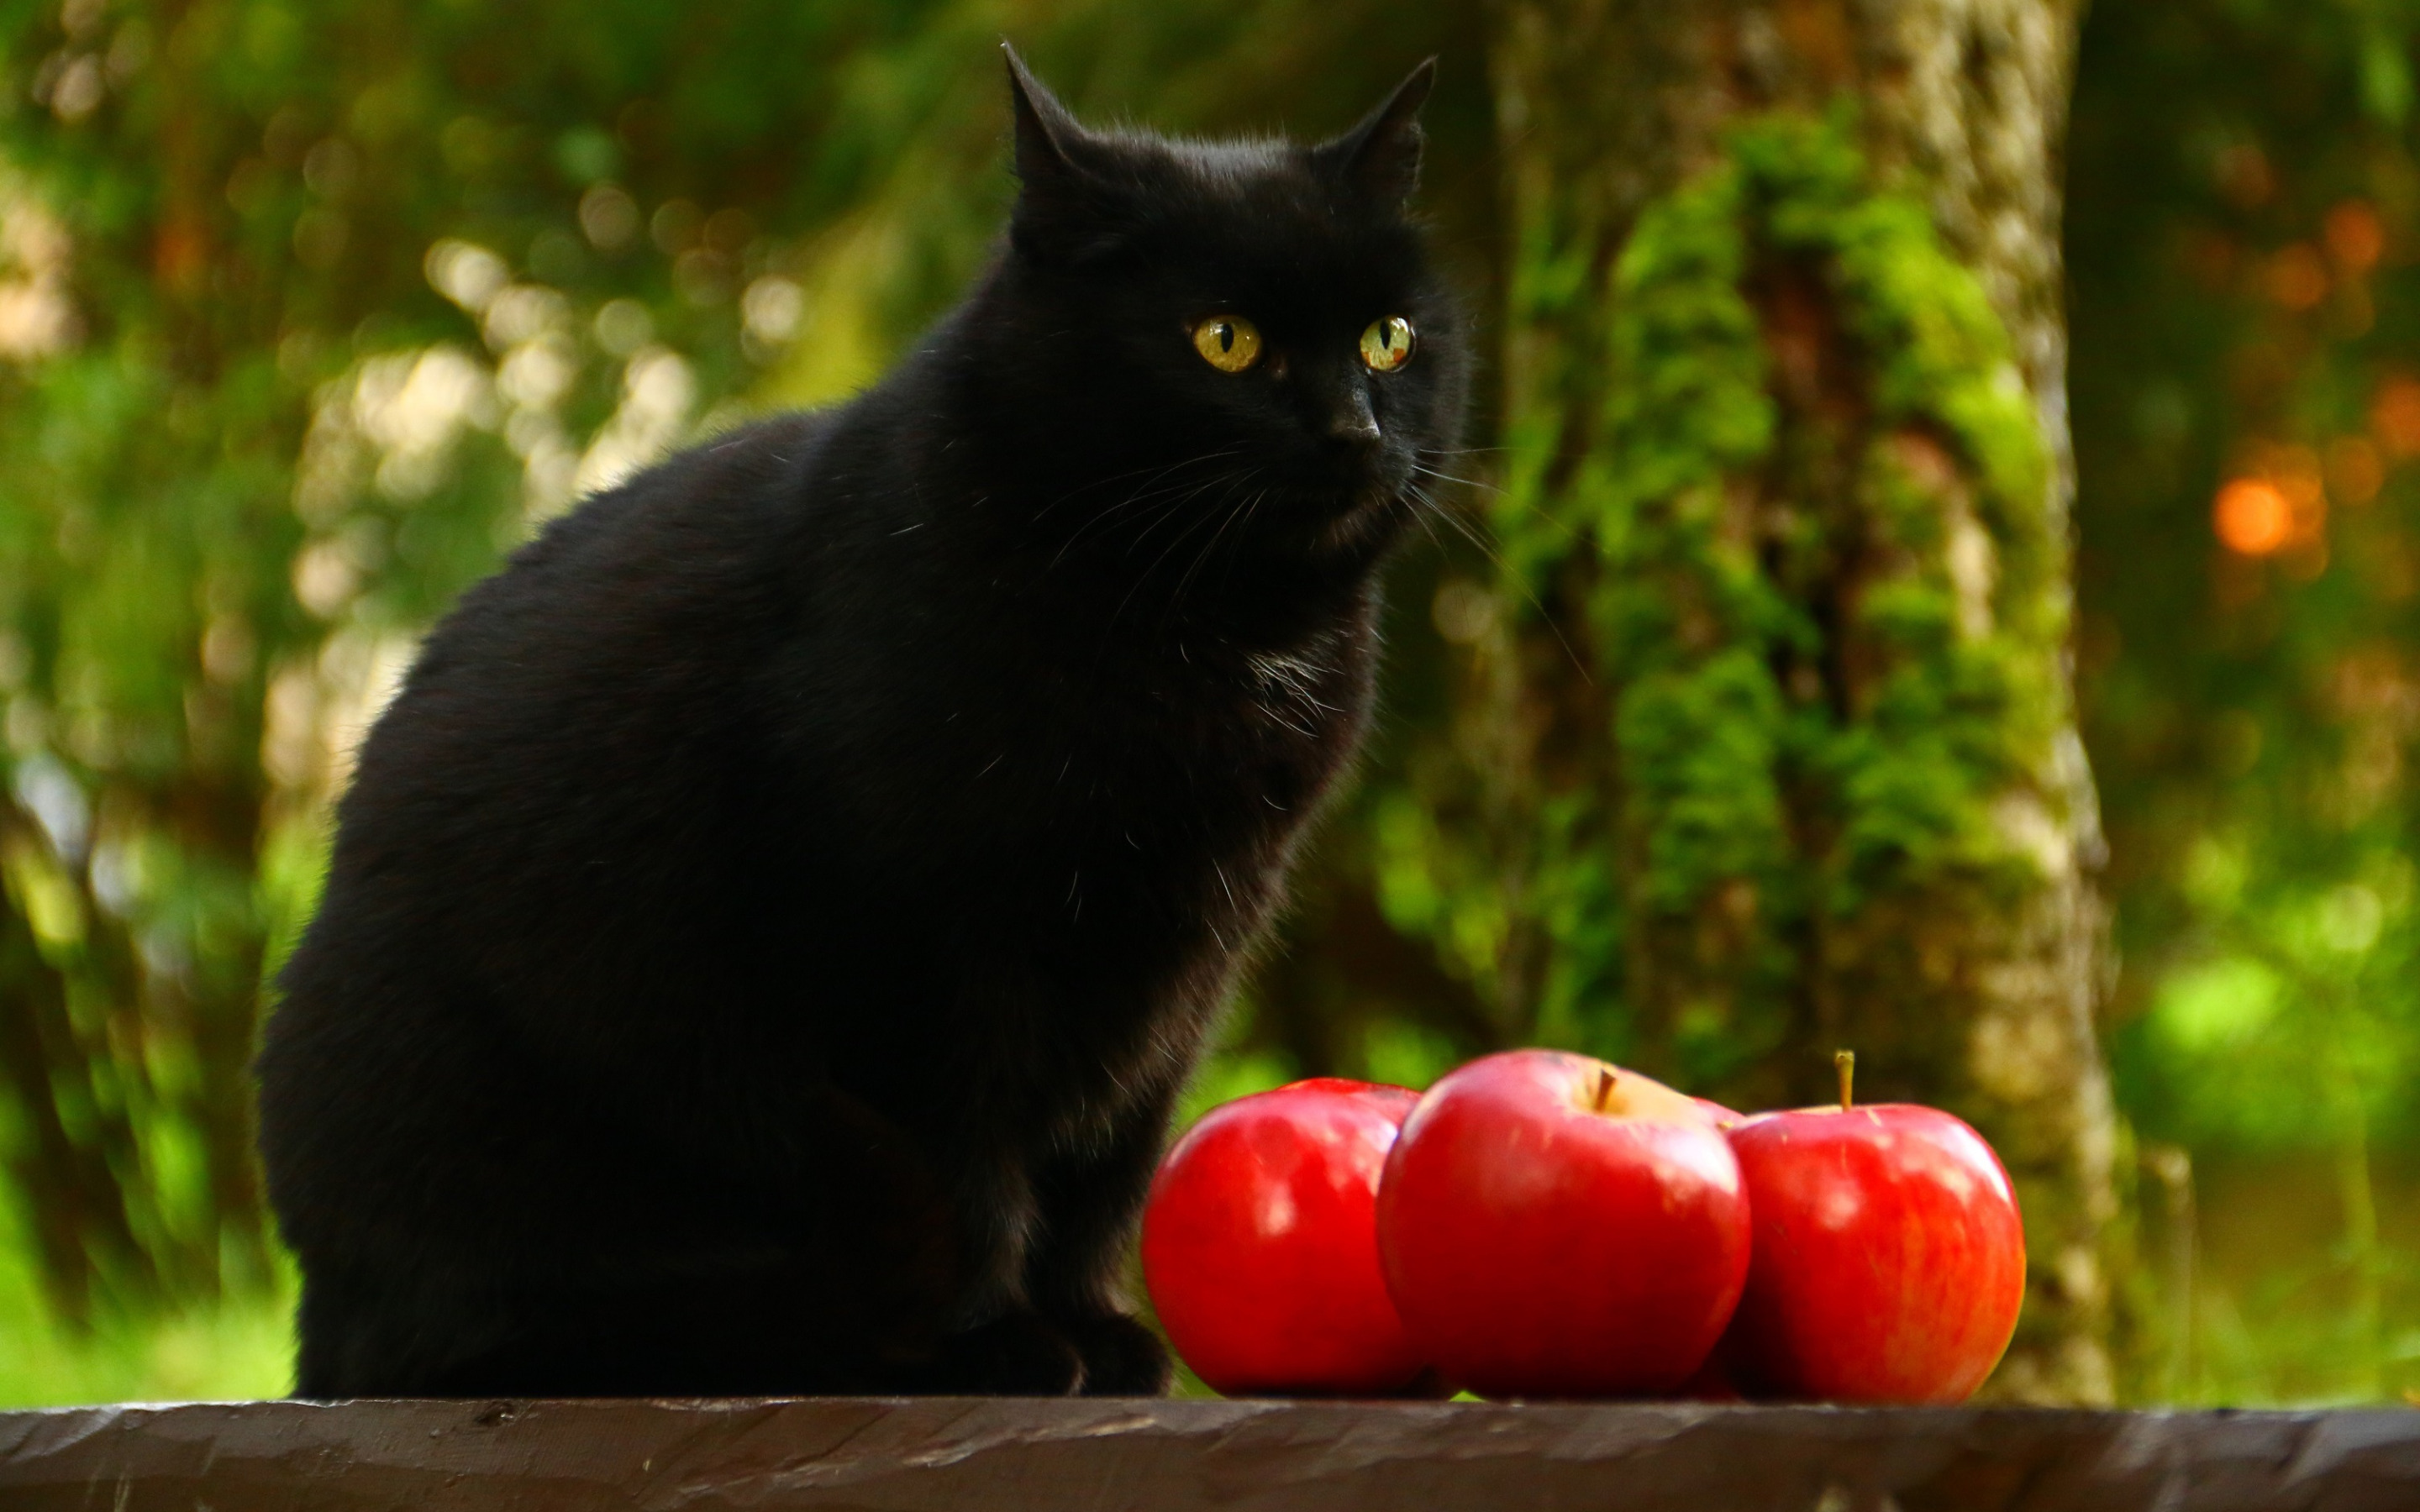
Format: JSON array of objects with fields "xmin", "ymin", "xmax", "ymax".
[
  {"xmin": 2069, "ymin": 0, "xmax": 2420, "ymax": 1399},
  {"xmin": 0, "ymin": 1196, "xmax": 290, "ymax": 1407},
  {"xmin": 2074, "ymin": 0, "xmax": 2420, "ymax": 1152}
]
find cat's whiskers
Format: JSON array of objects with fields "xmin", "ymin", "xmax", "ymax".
[
  {"xmin": 1035, "ymin": 447, "xmax": 1251, "ymax": 567},
  {"xmin": 1032, "ymin": 457, "xmax": 1252, "ymax": 586},
  {"xmin": 1407, "ymin": 490, "xmax": 1454, "ymax": 561},
  {"xmin": 1161, "ymin": 475, "xmax": 1267, "ymax": 631},
  {"xmin": 1409, "ymin": 461, "xmax": 1500, "ymax": 495},
  {"xmin": 1056, "ymin": 459, "xmax": 1250, "ymax": 572},
  {"xmin": 1111, "ymin": 468, "xmax": 1261, "ymax": 633},
  {"xmin": 1410, "ymin": 459, "xmax": 1581, "ymax": 547},
  {"xmin": 1108, "ymin": 465, "xmax": 1255, "ymax": 579},
  {"xmin": 1403, "ymin": 476, "xmax": 1596, "ymax": 685},
  {"xmin": 1029, "ymin": 445, "xmax": 1246, "ymax": 528}
]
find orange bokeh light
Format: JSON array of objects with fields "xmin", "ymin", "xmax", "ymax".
[
  {"xmin": 2326, "ymin": 200, "xmax": 2386, "ymax": 273},
  {"xmin": 2215, "ymin": 479, "xmax": 2294, "ymax": 556},
  {"xmin": 2266, "ymin": 244, "xmax": 2329, "ymax": 310},
  {"xmin": 2373, "ymin": 376, "xmax": 2420, "ymax": 458}
]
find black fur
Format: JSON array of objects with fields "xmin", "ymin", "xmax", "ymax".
[{"xmin": 255, "ymin": 50, "xmax": 1467, "ymax": 1399}]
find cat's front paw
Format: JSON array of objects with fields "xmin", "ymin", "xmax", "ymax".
[
  {"xmin": 1058, "ymin": 1311, "xmax": 1172, "ymax": 1397},
  {"xmin": 920, "ymin": 1311, "xmax": 1086, "ymax": 1396}
]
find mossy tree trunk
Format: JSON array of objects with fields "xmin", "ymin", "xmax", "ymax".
[{"xmin": 1383, "ymin": 0, "xmax": 2115, "ymax": 1400}]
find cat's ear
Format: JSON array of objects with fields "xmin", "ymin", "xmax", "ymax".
[
  {"xmin": 1003, "ymin": 44, "xmax": 1088, "ymax": 201},
  {"xmin": 1318, "ymin": 58, "xmax": 1436, "ymax": 208},
  {"xmin": 1002, "ymin": 42, "xmax": 1123, "ymax": 261}
]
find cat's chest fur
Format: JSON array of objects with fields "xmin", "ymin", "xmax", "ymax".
[
  {"xmin": 790, "ymin": 499, "xmax": 1379, "ymax": 1142},
  {"xmin": 785, "ymin": 426, "xmax": 1376, "ymax": 909},
  {"xmin": 932, "ymin": 609, "xmax": 1371, "ymax": 869}
]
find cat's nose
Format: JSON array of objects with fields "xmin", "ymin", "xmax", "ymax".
[{"xmin": 1325, "ymin": 383, "xmax": 1382, "ymax": 449}]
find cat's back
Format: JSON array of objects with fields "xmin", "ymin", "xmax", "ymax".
[
  {"xmin": 418, "ymin": 411, "xmax": 825, "ymax": 710},
  {"xmin": 293, "ymin": 407, "xmax": 860, "ymax": 978}
]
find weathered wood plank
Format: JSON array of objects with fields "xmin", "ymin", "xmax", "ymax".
[{"xmin": 1, "ymin": 1398, "xmax": 2414, "ymax": 1511}]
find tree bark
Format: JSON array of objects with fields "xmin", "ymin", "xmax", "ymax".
[{"xmin": 1455, "ymin": 0, "xmax": 2117, "ymax": 1401}]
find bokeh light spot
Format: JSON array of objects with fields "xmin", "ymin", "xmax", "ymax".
[
  {"xmin": 2266, "ymin": 244, "xmax": 2328, "ymax": 310},
  {"xmin": 2326, "ymin": 200, "xmax": 2385, "ymax": 272},
  {"xmin": 2370, "ymin": 375, "xmax": 2420, "ymax": 458},
  {"xmin": 2215, "ymin": 479, "xmax": 2292, "ymax": 556}
]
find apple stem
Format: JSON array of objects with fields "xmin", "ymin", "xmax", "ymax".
[
  {"xmin": 1593, "ymin": 1067, "xmax": 1617, "ymax": 1113},
  {"xmin": 1835, "ymin": 1049, "xmax": 1854, "ymax": 1112}
]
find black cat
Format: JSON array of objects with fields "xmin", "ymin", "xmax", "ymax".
[{"xmin": 255, "ymin": 48, "xmax": 1468, "ymax": 1399}]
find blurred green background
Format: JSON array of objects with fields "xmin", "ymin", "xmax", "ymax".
[{"xmin": 0, "ymin": 0, "xmax": 2417, "ymax": 1407}]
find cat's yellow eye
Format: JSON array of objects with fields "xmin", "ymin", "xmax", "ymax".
[
  {"xmin": 1360, "ymin": 316, "xmax": 1416, "ymax": 373},
  {"xmin": 1191, "ymin": 315, "xmax": 1263, "ymax": 373}
]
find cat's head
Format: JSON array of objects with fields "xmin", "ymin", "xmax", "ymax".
[{"xmin": 974, "ymin": 49, "xmax": 1469, "ymax": 574}]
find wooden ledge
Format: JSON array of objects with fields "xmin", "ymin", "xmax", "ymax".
[{"xmin": 2, "ymin": 1395, "xmax": 2416, "ymax": 1510}]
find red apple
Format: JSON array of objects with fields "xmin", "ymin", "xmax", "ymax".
[
  {"xmin": 1717, "ymin": 1058, "xmax": 2025, "ymax": 1403},
  {"xmin": 1141, "ymin": 1077, "xmax": 1426, "ymax": 1395},
  {"xmin": 1376, "ymin": 1049, "xmax": 1749, "ymax": 1398}
]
